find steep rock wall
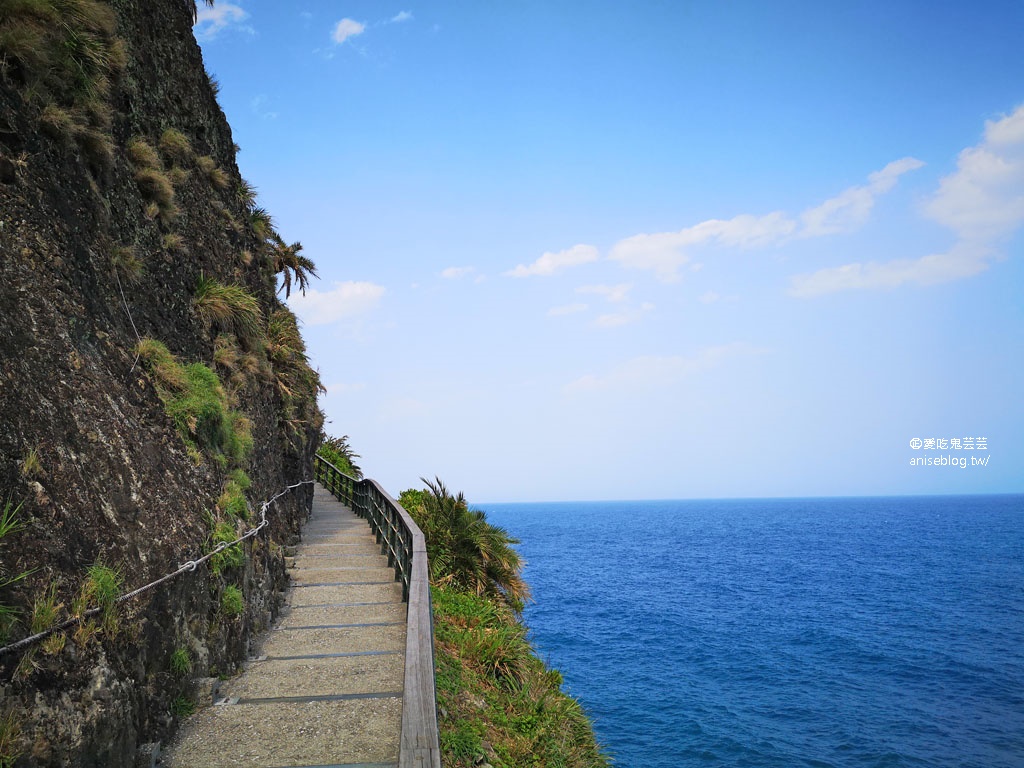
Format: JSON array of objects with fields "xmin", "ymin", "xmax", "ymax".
[{"xmin": 0, "ymin": 1, "xmax": 321, "ymax": 765}]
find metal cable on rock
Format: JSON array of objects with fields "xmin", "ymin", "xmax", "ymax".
[{"xmin": 0, "ymin": 480, "xmax": 313, "ymax": 658}]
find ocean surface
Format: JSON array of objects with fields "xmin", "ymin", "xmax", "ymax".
[{"xmin": 482, "ymin": 495, "xmax": 1024, "ymax": 768}]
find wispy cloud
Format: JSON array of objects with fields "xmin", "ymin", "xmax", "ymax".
[
  {"xmin": 564, "ymin": 343, "xmax": 764, "ymax": 394},
  {"xmin": 288, "ymin": 281, "xmax": 384, "ymax": 325},
  {"xmin": 800, "ymin": 158, "xmax": 925, "ymax": 237},
  {"xmin": 577, "ymin": 283, "xmax": 632, "ymax": 303},
  {"xmin": 332, "ymin": 18, "xmax": 366, "ymax": 44},
  {"xmin": 391, "ymin": 11, "xmax": 413, "ymax": 23},
  {"xmin": 194, "ymin": 2, "xmax": 250, "ymax": 40},
  {"xmin": 791, "ymin": 105, "xmax": 1024, "ymax": 297},
  {"xmin": 548, "ymin": 303, "xmax": 589, "ymax": 317},
  {"xmin": 610, "ymin": 213, "xmax": 797, "ymax": 282},
  {"xmin": 593, "ymin": 302, "xmax": 654, "ymax": 329},
  {"xmin": 505, "ymin": 244, "xmax": 599, "ymax": 277},
  {"xmin": 610, "ymin": 159, "xmax": 922, "ymax": 282},
  {"xmin": 790, "ymin": 244, "xmax": 991, "ymax": 298},
  {"xmin": 250, "ymin": 94, "xmax": 277, "ymax": 120},
  {"xmin": 441, "ymin": 266, "xmax": 476, "ymax": 279}
]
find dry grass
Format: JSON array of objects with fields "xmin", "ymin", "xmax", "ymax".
[
  {"xmin": 136, "ymin": 338, "xmax": 187, "ymax": 391},
  {"xmin": 197, "ymin": 155, "xmax": 229, "ymax": 190},
  {"xmin": 167, "ymin": 165, "xmax": 190, "ymax": 187},
  {"xmin": 127, "ymin": 137, "xmax": 160, "ymax": 168},
  {"xmin": 161, "ymin": 232, "xmax": 186, "ymax": 253},
  {"xmin": 111, "ymin": 244, "xmax": 144, "ymax": 283},
  {"xmin": 74, "ymin": 124, "xmax": 114, "ymax": 171},
  {"xmin": 19, "ymin": 446, "xmax": 43, "ymax": 479},
  {"xmin": 133, "ymin": 166, "xmax": 177, "ymax": 222},
  {"xmin": 159, "ymin": 127, "xmax": 192, "ymax": 164},
  {"xmin": 193, "ymin": 276, "xmax": 264, "ymax": 343},
  {"xmin": 38, "ymin": 103, "xmax": 74, "ymax": 139}
]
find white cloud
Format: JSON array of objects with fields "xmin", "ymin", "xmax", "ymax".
[
  {"xmin": 505, "ymin": 244, "xmax": 599, "ymax": 277},
  {"xmin": 288, "ymin": 281, "xmax": 384, "ymax": 325},
  {"xmin": 441, "ymin": 266, "xmax": 475, "ymax": 279},
  {"xmin": 547, "ymin": 303, "xmax": 589, "ymax": 317},
  {"xmin": 789, "ymin": 243, "xmax": 992, "ymax": 298},
  {"xmin": 800, "ymin": 157, "xmax": 924, "ymax": 237},
  {"xmin": 610, "ymin": 212, "xmax": 797, "ymax": 282},
  {"xmin": 391, "ymin": 11, "xmax": 413, "ymax": 22},
  {"xmin": 577, "ymin": 283, "xmax": 632, "ymax": 303},
  {"xmin": 194, "ymin": 2, "xmax": 249, "ymax": 40},
  {"xmin": 593, "ymin": 302, "xmax": 654, "ymax": 329},
  {"xmin": 564, "ymin": 343, "xmax": 763, "ymax": 394},
  {"xmin": 332, "ymin": 18, "xmax": 366, "ymax": 44},
  {"xmin": 610, "ymin": 159, "xmax": 922, "ymax": 282},
  {"xmin": 925, "ymin": 105, "xmax": 1024, "ymax": 242},
  {"xmin": 792, "ymin": 105, "xmax": 1024, "ymax": 297}
]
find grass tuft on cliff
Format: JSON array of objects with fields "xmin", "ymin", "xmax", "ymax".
[
  {"xmin": 432, "ymin": 586, "xmax": 609, "ymax": 768},
  {"xmin": 1, "ymin": 0, "xmax": 125, "ymax": 179},
  {"xmin": 136, "ymin": 338, "xmax": 253, "ymax": 466},
  {"xmin": 193, "ymin": 276, "xmax": 264, "ymax": 344}
]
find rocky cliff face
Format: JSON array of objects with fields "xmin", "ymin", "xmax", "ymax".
[{"xmin": 0, "ymin": 2, "xmax": 322, "ymax": 765}]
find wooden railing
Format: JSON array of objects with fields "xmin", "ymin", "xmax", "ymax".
[{"xmin": 314, "ymin": 455, "xmax": 441, "ymax": 768}]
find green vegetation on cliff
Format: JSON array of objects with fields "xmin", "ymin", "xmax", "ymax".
[
  {"xmin": 316, "ymin": 434, "xmax": 363, "ymax": 479},
  {"xmin": 400, "ymin": 481, "xmax": 608, "ymax": 768}
]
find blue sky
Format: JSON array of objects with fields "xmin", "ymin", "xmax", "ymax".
[{"xmin": 195, "ymin": 1, "xmax": 1024, "ymax": 502}]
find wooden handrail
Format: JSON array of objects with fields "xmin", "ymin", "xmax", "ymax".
[{"xmin": 314, "ymin": 455, "xmax": 441, "ymax": 768}]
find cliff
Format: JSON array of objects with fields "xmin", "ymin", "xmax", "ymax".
[{"xmin": 0, "ymin": 1, "xmax": 322, "ymax": 765}]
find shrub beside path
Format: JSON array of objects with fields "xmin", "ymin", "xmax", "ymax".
[{"xmin": 164, "ymin": 485, "xmax": 406, "ymax": 767}]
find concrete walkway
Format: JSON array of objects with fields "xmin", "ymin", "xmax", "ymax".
[{"xmin": 163, "ymin": 484, "xmax": 406, "ymax": 768}]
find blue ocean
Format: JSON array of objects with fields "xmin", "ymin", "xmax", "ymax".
[{"xmin": 482, "ymin": 495, "xmax": 1024, "ymax": 768}]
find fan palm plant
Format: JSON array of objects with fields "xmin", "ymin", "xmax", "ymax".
[
  {"xmin": 271, "ymin": 233, "xmax": 318, "ymax": 298},
  {"xmin": 411, "ymin": 478, "xmax": 530, "ymax": 612}
]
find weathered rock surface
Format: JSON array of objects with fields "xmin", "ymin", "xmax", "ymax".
[{"xmin": 0, "ymin": 1, "xmax": 320, "ymax": 765}]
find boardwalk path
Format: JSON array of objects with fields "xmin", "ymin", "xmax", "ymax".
[{"xmin": 165, "ymin": 484, "xmax": 406, "ymax": 768}]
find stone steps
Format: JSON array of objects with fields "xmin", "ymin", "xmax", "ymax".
[{"xmin": 162, "ymin": 485, "xmax": 405, "ymax": 768}]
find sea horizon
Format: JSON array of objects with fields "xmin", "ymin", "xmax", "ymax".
[
  {"xmin": 484, "ymin": 494, "xmax": 1024, "ymax": 768},
  {"xmin": 479, "ymin": 490, "xmax": 1024, "ymax": 507}
]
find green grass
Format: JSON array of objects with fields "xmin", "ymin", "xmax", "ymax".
[
  {"xmin": 210, "ymin": 522, "xmax": 244, "ymax": 575},
  {"xmin": 432, "ymin": 587, "xmax": 609, "ymax": 768},
  {"xmin": 171, "ymin": 696, "xmax": 195, "ymax": 718},
  {"xmin": 221, "ymin": 585, "xmax": 244, "ymax": 617},
  {"xmin": 170, "ymin": 647, "xmax": 192, "ymax": 677},
  {"xmin": 78, "ymin": 561, "xmax": 122, "ymax": 637},
  {"xmin": 317, "ymin": 434, "xmax": 361, "ymax": 479},
  {"xmin": 29, "ymin": 581, "xmax": 60, "ymax": 634},
  {"xmin": 136, "ymin": 338, "xmax": 253, "ymax": 466},
  {"xmin": 218, "ymin": 469, "xmax": 251, "ymax": 520}
]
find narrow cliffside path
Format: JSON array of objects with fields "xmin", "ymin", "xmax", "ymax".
[{"xmin": 164, "ymin": 485, "xmax": 406, "ymax": 767}]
